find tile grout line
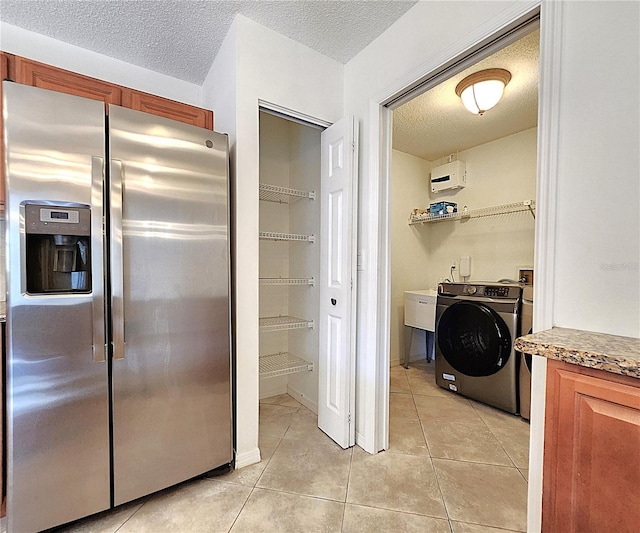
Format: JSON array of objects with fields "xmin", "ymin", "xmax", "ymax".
[
  {"xmin": 409, "ymin": 369, "xmax": 454, "ymax": 528},
  {"xmin": 112, "ymin": 500, "xmax": 147, "ymax": 533},
  {"xmin": 405, "ymin": 363, "xmax": 529, "ymax": 532},
  {"xmin": 405, "ymin": 365, "xmax": 457, "ymax": 529},
  {"xmin": 483, "ymin": 419, "xmax": 531, "ymax": 473},
  {"xmin": 340, "ymin": 447, "xmax": 355, "ymax": 532},
  {"xmin": 247, "ymin": 485, "xmax": 348, "ymax": 505},
  {"xmin": 253, "ymin": 432, "xmax": 285, "ymax": 488},
  {"xmin": 468, "ymin": 398, "xmax": 532, "ymax": 474},
  {"xmin": 226, "ymin": 412, "xmax": 290, "ymax": 533},
  {"xmin": 225, "ymin": 486, "xmax": 255, "ymax": 533}
]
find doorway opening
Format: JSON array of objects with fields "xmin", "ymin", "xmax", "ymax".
[
  {"xmin": 383, "ymin": 18, "xmax": 540, "ymax": 532},
  {"xmin": 257, "ymin": 106, "xmax": 359, "ymax": 450},
  {"xmin": 257, "ymin": 109, "xmax": 323, "ymax": 411}
]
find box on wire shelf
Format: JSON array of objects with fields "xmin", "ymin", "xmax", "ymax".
[{"xmin": 429, "ymin": 202, "xmax": 457, "ymax": 216}]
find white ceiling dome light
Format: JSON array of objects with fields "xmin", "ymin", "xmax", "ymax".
[{"xmin": 455, "ymin": 68, "xmax": 512, "ymax": 116}]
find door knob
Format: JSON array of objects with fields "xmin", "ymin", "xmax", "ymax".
[{"xmin": 331, "ymin": 298, "xmax": 337, "ymax": 305}]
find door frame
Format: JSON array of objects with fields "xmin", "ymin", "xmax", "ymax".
[
  {"xmin": 365, "ymin": 1, "xmax": 562, "ymax": 531},
  {"xmin": 259, "ymin": 99, "xmax": 331, "ymax": 129},
  {"xmin": 256, "ymin": 100, "xmax": 359, "ymax": 449}
]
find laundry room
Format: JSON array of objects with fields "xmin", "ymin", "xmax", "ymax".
[
  {"xmin": 386, "ymin": 27, "xmax": 539, "ymax": 517},
  {"xmin": 390, "ymin": 29, "xmax": 539, "ymax": 368}
]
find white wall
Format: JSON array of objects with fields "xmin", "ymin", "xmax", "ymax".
[
  {"xmin": 390, "ymin": 150, "xmax": 432, "ymax": 365},
  {"xmin": 390, "ymin": 127, "xmax": 537, "ymax": 364},
  {"xmin": 422, "ymin": 127, "xmax": 537, "ymax": 282},
  {"xmin": 552, "ymin": 1, "xmax": 639, "ymax": 337},
  {"xmin": 287, "ymin": 121, "xmax": 321, "ymax": 412},
  {"xmin": 202, "ymin": 19, "xmax": 237, "ymax": 137},
  {"xmin": 0, "ymin": 23, "xmax": 202, "ymax": 106},
  {"xmin": 258, "ymin": 112, "xmax": 292, "ymax": 398},
  {"xmin": 201, "ymin": 14, "xmax": 343, "ymax": 469}
]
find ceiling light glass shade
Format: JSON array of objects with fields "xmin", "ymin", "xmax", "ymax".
[{"xmin": 455, "ymin": 68, "xmax": 512, "ymax": 116}]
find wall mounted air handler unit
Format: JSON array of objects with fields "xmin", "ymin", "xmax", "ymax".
[{"xmin": 430, "ymin": 160, "xmax": 466, "ymax": 193}]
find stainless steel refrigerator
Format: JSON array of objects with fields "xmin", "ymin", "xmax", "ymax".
[{"xmin": 3, "ymin": 82, "xmax": 232, "ymax": 533}]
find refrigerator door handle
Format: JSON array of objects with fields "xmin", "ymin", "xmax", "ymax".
[
  {"xmin": 110, "ymin": 158, "xmax": 126, "ymax": 360},
  {"xmin": 92, "ymin": 156, "xmax": 107, "ymax": 363}
]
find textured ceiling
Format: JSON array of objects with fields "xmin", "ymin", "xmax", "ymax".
[
  {"xmin": 393, "ymin": 29, "xmax": 540, "ymax": 161},
  {"xmin": 0, "ymin": 0, "xmax": 418, "ymax": 84},
  {"xmin": 1, "ymin": 1, "xmax": 537, "ymax": 160}
]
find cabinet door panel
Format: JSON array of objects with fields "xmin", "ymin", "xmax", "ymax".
[
  {"xmin": 1, "ymin": 52, "xmax": 8, "ymax": 79},
  {"xmin": 575, "ymin": 395, "xmax": 640, "ymax": 532},
  {"xmin": 15, "ymin": 57, "xmax": 122, "ymax": 105},
  {"xmin": 543, "ymin": 361, "xmax": 640, "ymax": 533},
  {"xmin": 123, "ymin": 90, "xmax": 213, "ymax": 129}
]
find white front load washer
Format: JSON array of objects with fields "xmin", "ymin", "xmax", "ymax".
[{"xmin": 435, "ymin": 282, "xmax": 522, "ymax": 414}]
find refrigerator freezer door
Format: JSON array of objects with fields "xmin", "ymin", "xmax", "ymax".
[
  {"xmin": 108, "ymin": 105, "xmax": 232, "ymax": 505},
  {"xmin": 3, "ymin": 83, "xmax": 110, "ymax": 532}
]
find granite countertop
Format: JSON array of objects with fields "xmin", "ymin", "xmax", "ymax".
[{"xmin": 515, "ymin": 327, "xmax": 640, "ymax": 379}]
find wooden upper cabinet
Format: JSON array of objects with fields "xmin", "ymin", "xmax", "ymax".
[
  {"xmin": 14, "ymin": 56, "xmax": 122, "ymax": 106},
  {"xmin": 123, "ymin": 90, "xmax": 213, "ymax": 129},
  {"xmin": 543, "ymin": 360, "xmax": 640, "ymax": 533},
  {"xmin": 10, "ymin": 56, "xmax": 214, "ymax": 131},
  {"xmin": 1, "ymin": 52, "xmax": 8, "ymax": 80}
]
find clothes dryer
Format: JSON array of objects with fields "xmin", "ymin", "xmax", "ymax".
[
  {"xmin": 435, "ymin": 282, "xmax": 522, "ymax": 414},
  {"xmin": 518, "ymin": 285, "xmax": 534, "ymax": 420}
]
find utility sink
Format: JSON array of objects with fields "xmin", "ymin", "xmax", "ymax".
[{"xmin": 403, "ymin": 289, "xmax": 437, "ymax": 332}]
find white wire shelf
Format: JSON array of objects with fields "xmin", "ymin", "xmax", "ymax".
[
  {"xmin": 259, "ymin": 183, "xmax": 316, "ymax": 203},
  {"xmin": 259, "ymin": 231, "xmax": 315, "ymax": 243},
  {"xmin": 259, "ymin": 352, "xmax": 314, "ymax": 379},
  {"xmin": 409, "ymin": 200, "xmax": 536, "ymax": 225},
  {"xmin": 259, "ymin": 315, "xmax": 315, "ymax": 332},
  {"xmin": 260, "ymin": 277, "xmax": 315, "ymax": 286}
]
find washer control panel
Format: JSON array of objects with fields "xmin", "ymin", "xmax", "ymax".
[
  {"xmin": 484, "ymin": 286, "xmax": 511, "ymax": 298},
  {"xmin": 439, "ymin": 282, "xmax": 522, "ymax": 300}
]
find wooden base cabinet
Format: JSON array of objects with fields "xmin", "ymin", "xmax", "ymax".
[{"xmin": 543, "ymin": 360, "xmax": 640, "ymax": 533}]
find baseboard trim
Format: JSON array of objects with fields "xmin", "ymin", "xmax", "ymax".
[
  {"xmin": 235, "ymin": 446, "xmax": 261, "ymax": 469},
  {"xmin": 287, "ymin": 384, "xmax": 318, "ymax": 414}
]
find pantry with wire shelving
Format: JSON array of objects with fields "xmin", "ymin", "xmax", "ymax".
[{"xmin": 258, "ymin": 110, "xmax": 322, "ymax": 411}]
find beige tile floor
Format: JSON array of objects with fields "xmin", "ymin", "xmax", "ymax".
[{"xmin": 27, "ymin": 359, "xmax": 531, "ymax": 533}]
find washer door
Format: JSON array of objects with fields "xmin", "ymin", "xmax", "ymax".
[{"xmin": 437, "ymin": 301, "xmax": 512, "ymax": 377}]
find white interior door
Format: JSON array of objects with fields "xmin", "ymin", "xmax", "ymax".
[{"xmin": 318, "ymin": 116, "xmax": 359, "ymax": 448}]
